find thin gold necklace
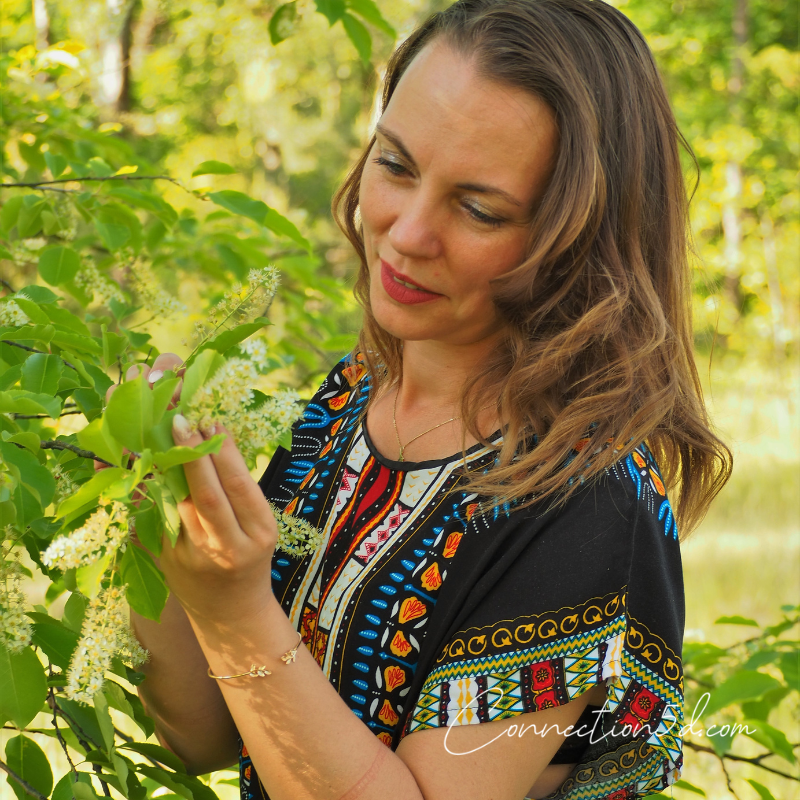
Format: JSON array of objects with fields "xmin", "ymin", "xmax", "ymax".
[{"xmin": 392, "ymin": 387, "xmax": 460, "ymax": 462}]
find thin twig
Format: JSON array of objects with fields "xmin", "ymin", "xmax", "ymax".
[
  {"xmin": 55, "ymin": 704, "xmax": 111, "ymax": 796},
  {"xmin": 0, "ymin": 278, "xmax": 14, "ymax": 293},
  {"xmin": 0, "ymin": 339, "xmax": 78, "ymax": 371},
  {"xmin": 719, "ymin": 754, "xmax": 742, "ymax": 800},
  {"xmin": 0, "ymin": 759, "xmax": 48, "ymax": 800},
  {"xmin": 12, "ymin": 409, "xmax": 84, "ymax": 419},
  {"xmin": 38, "ymin": 439, "xmax": 114, "ymax": 467},
  {"xmin": 48, "ymin": 678, "xmax": 78, "ymax": 774},
  {"xmin": 1, "ymin": 174, "xmax": 182, "ymax": 188},
  {"xmin": 685, "ymin": 740, "xmax": 800, "ymax": 782}
]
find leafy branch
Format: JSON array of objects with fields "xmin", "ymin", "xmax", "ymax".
[
  {"xmin": 38, "ymin": 439, "xmax": 113, "ymax": 466},
  {"xmin": 684, "ymin": 740, "xmax": 799, "ymax": 783},
  {"xmin": 0, "ymin": 759, "xmax": 48, "ymax": 800},
  {"xmin": 0, "ymin": 340, "xmax": 78, "ymax": 371}
]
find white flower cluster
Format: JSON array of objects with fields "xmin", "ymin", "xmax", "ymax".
[
  {"xmin": 270, "ymin": 503, "xmax": 323, "ymax": 558},
  {"xmin": 66, "ymin": 585, "xmax": 148, "ymax": 704},
  {"xmin": 184, "ymin": 354, "xmax": 302, "ymax": 463},
  {"xmin": 74, "ymin": 261, "xmax": 126, "ymax": 305},
  {"xmin": 0, "ymin": 300, "xmax": 30, "ymax": 327},
  {"xmin": 194, "ymin": 265, "xmax": 280, "ymax": 343},
  {"xmin": 0, "ymin": 563, "xmax": 32, "ymax": 653},
  {"xmin": 42, "ymin": 503, "xmax": 129, "ymax": 570},
  {"xmin": 128, "ymin": 259, "xmax": 186, "ymax": 318},
  {"xmin": 239, "ymin": 337, "xmax": 269, "ymax": 371}
]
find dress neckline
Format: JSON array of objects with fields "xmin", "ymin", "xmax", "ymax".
[{"xmin": 360, "ymin": 418, "xmax": 502, "ymax": 472}]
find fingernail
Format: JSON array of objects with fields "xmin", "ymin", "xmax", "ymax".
[
  {"xmin": 148, "ymin": 370, "xmax": 163, "ymax": 384},
  {"xmin": 126, "ymin": 365, "xmax": 140, "ymax": 381},
  {"xmin": 199, "ymin": 418, "xmax": 217, "ymax": 437},
  {"xmin": 173, "ymin": 414, "xmax": 193, "ymax": 442}
]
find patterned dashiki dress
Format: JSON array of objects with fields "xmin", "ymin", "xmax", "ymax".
[{"xmin": 239, "ymin": 356, "xmax": 685, "ymax": 800}]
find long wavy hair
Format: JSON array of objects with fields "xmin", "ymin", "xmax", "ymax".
[{"xmin": 333, "ymin": 0, "xmax": 731, "ymax": 537}]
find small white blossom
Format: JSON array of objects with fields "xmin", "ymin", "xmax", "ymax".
[
  {"xmin": 116, "ymin": 624, "xmax": 149, "ymax": 668},
  {"xmin": 66, "ymin": 585, "xmax": 128, "ymax": 704},
  {"xmin": 271, "ymin": 504, "xmax": 323, "ymax": 558},
  {"xmin": 52, "ymin": 463, "xmax": 79, "ymax": 503},
  {"xmin": 74, "ymin": 261, "xmax": 126, "ymax": 305},
  {"xmin": 0, "ymin": 300, "xmax": 30, "ymax": 327},
  {"xmin": 0, "ymin": 563, "xmax": 32, "ymax": 653},
  {"xmin": 127, "ymin": 259, "xmax": 186, "ymax": 318},
  {"xmin": 239, "ymin": 337, "xmax": 270, "ymax": 371},
  {"xmin": 42, "ymin": 503, "xmax": 129, "ymax": 570}
]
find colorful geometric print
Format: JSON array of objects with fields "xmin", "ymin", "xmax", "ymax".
[
  {"xmin": 403, "ymin": 591, "xmax": 684, "ymax": 800},
  {"xmin": 264, "ymin": 357, "xmax": 501, "ymax": 757},
  {"xmin": 608, "ymin": 444, "xmax": 677, "ymax": 539}
]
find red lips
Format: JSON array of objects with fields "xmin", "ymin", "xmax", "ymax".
[{"xmin": 380, "ymin": 259, "xmax": 442, "ymax": 305}]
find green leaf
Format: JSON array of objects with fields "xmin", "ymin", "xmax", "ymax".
[
  {"xmin": 746, "ymin": 780, "xmax": 778, "ymax": 800},
  {"xmin": 179, "ymin": 349, "xmax": 224, "ymax": 408},
  {"xmin": 742, "ymin": 718, "xmax": 797, "ymax": 764},
  {"xmin": 94, "ymin": 691, "xmax": 115, "ymax": 752},
  {"xmin": 56, "ymin": 467, "xmax": 127, "ymax": 519},
  {"xmin": 40, "ymin": 303, "xmax": 92, "ymax": 336},
  {"xmin": 29, "ymin": 612, "xmax": 80, "ymax": 669},
  {"xmin": 2, "ymin": 323, "xmax": 55, "ymax": 343},
  {"xmin": 673, "ymin": 780, "xmax": 705, "ymax": 796},
  {"xmin": 104, "ymin": 374, "xmax": 153, "ymax": 453},
  {"xmin": 0, "ymin": 441, "xmax": 56, "ymax": 507},
  {"xmin": 0, "ymin": 364, "xmax": 22, "ymax": 390},
  {"xmin": 132, "ymin": 501, "xmax": 163, "ymax": 556},
  {"xmin": 715, "ymin": 615, "xmax": 759, "ymax": 626},
  {"xmin": 17, "ymin": 197, "xmax": 45, "ymax": 238},
  {"xmin": 121, "ymin": 544, "xmax": 169, "ymax": 621},
  {"xmin": 315, "ymin": 0, "xmax": 345, "ymax": 24},
  {"xmin": 342, "ymin": 12, "xmax": 372, "ymax": 63},
  {"xmin": 0, "ymin": 644, "xmax": 48, "ymax": 729},
  {"xmin": 56, "ymin": 697, "xmax": 105, "ymax": 748},
  {"xmin": 192, "ymin": 160, "xmax": 238, "ymax": 177},
  {"xmin": 346, "ymin": 0, "xmax": 395, "ymax": 36},
  {"xmin": 76, "ymin": 553, "xmax": 112, "ymax": 598},
  {"xmin": 0, "ymin": 195, "xmax": 24, "ymax": 234},
  {"xmin": 704, "ymin": 670, "xmax": 784, "ymax": 717},
  {"xmin": 4, "ymin": 734, "xmax": 53, "ymax": 800},
  {"xmin": 20, "ymin": 352, "xmax": 64, "ymax": 394},
  {"xmin": 152, "ymin": 434, "xmax": 226, "ymax": 471},
  {"xmin": 12, "ymin": 297, "xmax": 51, "ymax": 325},
  {"xmin": 146, "ymin": 479, "xmax": 182, "ymax": 545},
  {"xmin": 38, "ymin": 246, "xmax": 81, "ymax": 286},
  {"xmin": 136, "ymin": 767, "xmax": 193, "ymax": 800},
  {"xmin": 77, "ymin": 416, "xmax": 124, "ymax": 467},
  {"xmin": 207, "ymin": 190, "xmax": 310, "ymax": 250},
  {"xmin": 45, "ymin": 151, "xmax": 68, "ymax": 178},
  {"xmin": 16, "ymin": 285, "xmax": 59, "ymax": 304},
  {"xmin": 151, "ymin": 375, "xmax": 181, "ymax": 424},
  {"xmin": 52, "ymin": 772, "xmax": 92, "ymax": 800},
  {"xmin": 120, "ymin": 742, "xmax": 187, "ymax": 773},
  {"xmin": 778, "ymin": 650, "xmax": 799, "ymax": 688},
  {"xmin": 95, "ymin": 218, "xmax": 131, "ymax": 251},
  {"xmin": 72, "ymin": 387, "xmax": 104, "ymax": 421},
  {"xmin": 102, "ymin": 328, "xmax": 128, "ymax": 369},
  {"xmin": 0, "ymin": 389, "xmax": 62, "ymax": 418},
  {"xmin": 269, "ymin": 2, "xmax": 298, "ymax": 44},
  {"xmin": 6, "ymin": 432, "xmax": 41, "ymax": 453},
  {"xmin": 63, "ymin": 592, "xmax": 87, "ymax": 633},
  {"xmin": 50, "ymin": 329, "xmax": 103, "ymax": 355},
  {"xmin": 200, "ymin": 318, "xmax": 270, "ymax": 355}
]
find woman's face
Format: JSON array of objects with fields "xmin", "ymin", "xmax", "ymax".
[{"xmin": 359, "ymin": 40, "xmax": 558, "ymax": 348}]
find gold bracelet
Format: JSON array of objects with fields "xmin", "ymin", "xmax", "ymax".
[{"xmin": 207, "ymin": 631, "xmax": 304, "ymax": 680}]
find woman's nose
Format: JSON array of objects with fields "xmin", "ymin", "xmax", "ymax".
[{"xmin": 387, "ymin": 190, "xmax": 443, "ymax": 260}]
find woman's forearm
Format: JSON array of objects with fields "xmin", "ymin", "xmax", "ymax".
[{"xmin": 132, "ymin": 592, "xmax": 240, "ymax": 774}]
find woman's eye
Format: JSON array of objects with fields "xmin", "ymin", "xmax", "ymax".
[
  {"xmin": 464, "ymin": 203, "xmax": 504, "ymax": 228},
  {"xmin": 373, "ymin": 156, "xmax": 410, "ymax": 177}
]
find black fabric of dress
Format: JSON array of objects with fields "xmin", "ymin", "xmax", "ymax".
[{"xmin": 238, "ymin": 357, "xmax": 685, "ymax": 800}]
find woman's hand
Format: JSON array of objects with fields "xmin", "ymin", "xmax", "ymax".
[{"xmin": 157, "ymin": 415, "xmax": 279, "ymax": 628}]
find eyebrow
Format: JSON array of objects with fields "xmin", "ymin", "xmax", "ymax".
[{"xmin": 375, "ymin": 123, "xmax": 524, "ymax": 208}]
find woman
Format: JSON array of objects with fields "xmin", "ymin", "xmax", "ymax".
[{"xmin": 130, "ymin": 1, "xmax": 731, "ymax": 798}]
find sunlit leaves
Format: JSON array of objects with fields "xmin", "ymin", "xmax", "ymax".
[
  {"xmin": 0, "ymin": 645, "xmax": 48, "ymax": 729},
  {"xmin": 192, "ymin": 160, "xmax": 238, "ymax": 177},
  {"xmin": 4, "ymin": 735, "xmax": 53, "ymax": 800},
  {"xmin": 270, "ymin": 2, "xmax": 299, "ymax": 45},
  {"xmin": 342, "ymin": 13, "xmax": 371, "ymax": 64},
  {"xmin": 121, "ymin": 545, "xmax": 169, "ymax": 621},
  {"xmin": 38, "ymin": 246, "xmax": 81, "ymax": 285}
]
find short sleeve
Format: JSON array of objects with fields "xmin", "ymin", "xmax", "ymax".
[{"xmin": 401, "ymin": 444, "xmax": 685, "ymax": 800}]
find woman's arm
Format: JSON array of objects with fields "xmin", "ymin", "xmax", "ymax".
[{"xmin": 132, "ymin": 594, "xmax": 239, "ymax": 775}]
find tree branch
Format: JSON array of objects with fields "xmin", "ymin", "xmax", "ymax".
[
  {"xmin": 38, "ymin": 439, "xmax": 114, "ymax": 467},
  {"xmin": 55, "ymin": 704, "xmax": 111, "ymax": 796},
  {"xmin": 0, "ymin": 759, "xmax": 48, "ymax": 800},
  {"xmin": 685, "ymin": 739, "xmax": 800, "ymax": 782},
  {"xmin": 1, "ymin": 174, "xmax": 185, "ymax": 190},
  {"xmin": 0, "ymin": 278, "xmax": 14, "ymax": 293},
  {"xmin": 0, "ymin": 339, "xmax": 78, "ymax": 371},
  {"xmin": 12, "ymin": 410, "xmax": 84, "ymax": 419},
  {"xmin": 49, "ymin": 673, "xmax": 78, "ymax": 774}
]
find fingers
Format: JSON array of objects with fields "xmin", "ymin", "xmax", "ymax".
[
  {"xmin": 203, "ymin": 423, "xmax": 275, "ymax": 543},
  {"xmin": 172, "ymin": 414, "xmax": 241, "ymax": 545},
  {"xmin": 147, "ymin": 353, "xmax": 184, "ymax": 385}
]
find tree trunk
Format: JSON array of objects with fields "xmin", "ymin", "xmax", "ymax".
[
  {"xmin": 32, "ymin": 0, "xmax": 50, "ymax": 51},
  {"xmin": 97, "ymin": 0, "xmax": 138, "ymax": 113},
  {"xmin": 721, "ymin": 0, "xmax": 748, "ymax": 313}
]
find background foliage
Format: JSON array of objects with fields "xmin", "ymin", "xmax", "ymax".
[{"xmin": 0, "ymin": 0, "xmax": 797, "ymax": 798}]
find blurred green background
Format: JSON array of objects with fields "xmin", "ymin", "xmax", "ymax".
[{"xmin": 1, "ymin": 0, "xmax": 797, "ymax": 798}]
